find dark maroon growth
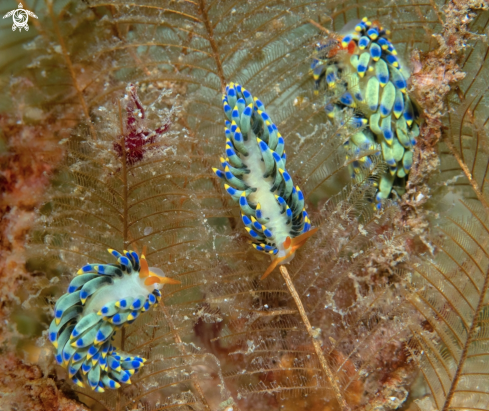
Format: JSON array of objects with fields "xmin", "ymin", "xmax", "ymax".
[{"xmin": 114, "ymin": 84, "xmax": 170, "ymax": 165}]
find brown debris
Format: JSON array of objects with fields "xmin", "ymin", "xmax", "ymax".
[
  {"xmin": 401, "ymin": 0, "xmax": 488, "ymax": 232},
  {"xmin": 408, "ymin": 0, "xmax": 488, "ymax": 186},
  {"xmin": 0, "ymin": 353, "xmax": 89, "ymax": 411},
  {"xmin": 0, "ymin": 123, "xmax": 62, "ymax": 342}
]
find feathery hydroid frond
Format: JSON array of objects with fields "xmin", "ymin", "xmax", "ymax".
[
  {"xmin": 32, "ymin": 84, "xmax": 236, "ymax": 409},
  {"xmin": 408, "ymin": 7, "xmax": 489, "ymax": 411},
  {"xmin": 4, "ymin": 0, "xmax": 489, "ymax": 410}
]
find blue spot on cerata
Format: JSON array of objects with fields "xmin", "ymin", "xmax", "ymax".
[{"xmin": 325, "ymin": 104, "xmax": 334, "ymax": 113}]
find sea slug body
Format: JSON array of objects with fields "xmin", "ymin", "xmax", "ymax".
[
  {"xmin": 48, "ymin": 249, "xmax": 180, "ymax": 391},
  {"xmin": 311, "ymin": 17, "xmax": 420, "ymax": 204},
  {"xmin": 214, "ymin": 83, "xmax": 317, "ymax": 279}
]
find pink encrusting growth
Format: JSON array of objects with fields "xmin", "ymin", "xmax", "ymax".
[{"xmin": 113, "ymin": 84, "xmax": 171, "ymax": 165}]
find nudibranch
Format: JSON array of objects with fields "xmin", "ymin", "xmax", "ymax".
[
  {"xmin": 48, "ymin": 249, "xmax": 180, "ymax": 391},
  {"xmin": 311, "ymin": 17, "xmax": 420, "ymax": 204},
  {"xmin": 213, "ymin": 83, "xmax": 317, "ymax": 279}
]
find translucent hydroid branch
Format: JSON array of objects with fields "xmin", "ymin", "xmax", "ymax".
[{"xmin": 213, "ymin": 81, "xmax": 348, "ymax": 410}]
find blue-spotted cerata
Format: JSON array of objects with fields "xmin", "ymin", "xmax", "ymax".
[
  {"xmin": 311, "ymin": 17, "xmax": 420, "ymax": 205},
  {"xmin": 213, "ymin": 83, "xmax": 318, "ymax": 279},
  {"xmin": 48, "ymin": 249, "xmax": 180, "ymax": 391}
]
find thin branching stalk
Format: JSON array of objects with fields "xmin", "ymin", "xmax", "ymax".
[{"xmin": 279, "ymin": 266, "xmax": 349, "ymax": 411}]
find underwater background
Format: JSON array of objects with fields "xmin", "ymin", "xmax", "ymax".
[{"xmin": 1, "ymin": 0, "xmax": 489, "ymax": 410}]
